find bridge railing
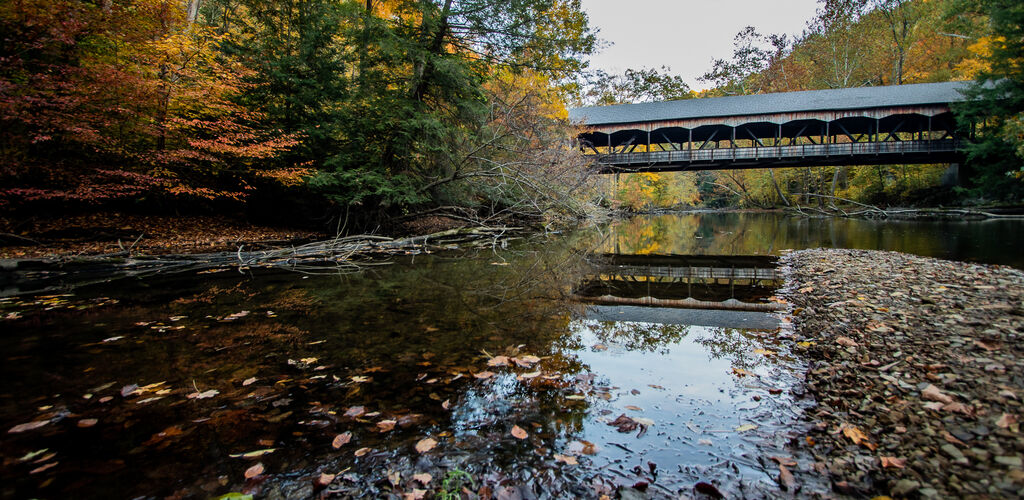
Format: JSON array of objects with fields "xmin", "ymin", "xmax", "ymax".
[{"xmin": 595, "ymin": 138, "xmax": 960, "ymax": 166}]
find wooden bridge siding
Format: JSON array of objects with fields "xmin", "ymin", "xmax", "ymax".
[{"xmin": 592, "ymin": 138, "xmax": 962, "ymax": 173}]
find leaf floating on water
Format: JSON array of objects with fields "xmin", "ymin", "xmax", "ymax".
[
  {"xmin": 412, "ymin": 473, "xmax": 432, "ymax": 485},
  {"xmin": 647, "ymin": 384, "xmax": 665, "ymax": 390},
  {"xmin": 567, "ymin": 440, "xmax": 598, "ymax": 455},
  {"xmin": 880, "ymin": 456, "xmax": 906, "ymax": 468},
  {"xmin": 553, "ymin": 454, "xmax": 578, "ymax": 465},
  {"xmin": 473, "ymin": 371, "xmax": 495, "ymax": 379},
  {"xmin": 17, "ymin": 449, "xmax": 49, "ymax": 462},
  {"xmin": 77, "ymin": 419, "xmax": 98, "ymax": 428},
  {"xmin": 331, "ymin": 432, "xmax": 352, "ymax": 449},
  {"xmin": 316, "ymin": 473, "xmax": 336, "ymax": 487},
  {"xmin": 8, "ymin": 420, "xmax": 50, "ymax": 434},
  {"xmin": 344, "ymin": 406, "xmax": 366, "ymax": 418},
  {"xmin": 29, "ymin": 462, "xmax": 57, "ymax": 475},
  {"xmin": 376, "ymin": 419, "xmax": 396, "ymax": 432},
  {"xmin": 511, "ymin": 425, "xmax": 528, "ymax": 439},
  {"xmin": 591, "ymin": 344, "xmax": 607, "ymax": 351},
  {"xmin": 624, "ymin": 405, "xmax": 643, "ymax": 411},
  {"xmin": 608, "ymin": 414, "xmax": 639, "ymax": 433},
  {"xmin": 753, "ymin": 348, "xmax": 776, "ymax": 356},
  {"xmin": 487, "ymin": 356, "xmax": 510, "ymax": 367},
  {"xmin": 229, "ymin": 448, "xmax": 276, "ymax": 459},
  {"xmin": 517, "ymin": 371, "xmax": 541, "ymax": 380},
  {"xmin": 565, "ymin": 394, "xmax": 585, "ymax": 400},
  {"xmin": 698, "ymin": 439, "xmax": 713, "ymax": 446},
  {"xmin": 187, "ymin": 389, "xmax": 219, "ymax": 400},
  {"xmin": 515, "ymin": 355, "xmax": 541, "ymax": 366},
  {"xmin": 242, "ymin": 377, "xmax": 257, "ymax": 386},
  {"xmin": 441, "ymin": 399, "xmax": 450, "ymax": 410},
  {"xmin": 415, "ymin": 438, "xmax": 437, "ymax": 453},
  {"xmin": 244, "ymin": 463, "xmax": 264, "ymax": 479},
  {"xmin": 732, "ymin": 368, "xmax": 754, "ymax": 377},
  {"xmin": 350, "ymin": 376, "xmax": 371, "ymax": 383},
  {"xmin": 353, "ymin": 447, "xmax": 371, "ymax": 457},
  {"xmin": 735, "ymin": 424, "xmax": 758, "ymax": 432}
]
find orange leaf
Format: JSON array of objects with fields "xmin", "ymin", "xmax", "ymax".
[
  {"xmin": 880, "ymin": 456, "xmax": 905, "ymax": 468},
  {"xmin": 415, "ymin": 438, "xmax": 437, "ymax": 453},
  {"xmin": 331, "ymin": 432, "xmax": 351, "ymax": 449},
  {"xmin": 511, "ymin": 425, "xmax": 528, "ymax": 439}
]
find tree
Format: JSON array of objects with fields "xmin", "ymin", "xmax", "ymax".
[
  {"xmin": 954, "ymin": 0, "xmax": 1024, "ymax": 200},
  {"xmin": 576, "ymin": 66, "xmax": 693, "ymax": 106}
]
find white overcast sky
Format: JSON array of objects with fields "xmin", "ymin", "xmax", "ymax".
[{"xmin": 580, "ymin": 0, "xmax": 822, "ymax": 90}]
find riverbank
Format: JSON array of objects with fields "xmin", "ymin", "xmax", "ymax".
[{"xmin": 781, "ymin": 249, "xmax": 1024, "ymax": 498}]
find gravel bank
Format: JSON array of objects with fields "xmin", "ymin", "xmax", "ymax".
[{"xmin": 781, "ymin": 249, "xmax": 1024, "ymax": 498}]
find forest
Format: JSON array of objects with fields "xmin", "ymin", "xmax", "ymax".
[
  {"xmin": 0, "ymin": 0, "xmax": 1021, "ymax": 231},
  {"xmin": 578, "ymin": 0, "xmax": 1023, "ymax": 211}
]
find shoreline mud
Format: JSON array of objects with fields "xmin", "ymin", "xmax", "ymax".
[{"xmin": 780, "ymin": 249, "xmax": 1024, "ymax": 498}]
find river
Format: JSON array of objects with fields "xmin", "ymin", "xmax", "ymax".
[{"xmin": 1, "ymin": 212, "xmax": 1020, "ymax": 498}]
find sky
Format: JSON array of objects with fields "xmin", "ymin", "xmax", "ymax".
[{"xmin": 580, "ymin": 0, "xmax": 822, "ymax": 90}]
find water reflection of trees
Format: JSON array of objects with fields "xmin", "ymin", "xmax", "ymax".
[{"xmin": 576, "ymin": 319, "xmax": 690, "ymax": 354}]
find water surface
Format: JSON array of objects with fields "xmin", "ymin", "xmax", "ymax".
[{"xmin": 1, "ymin": 212, "xmax": 1018, "ymax": 499}]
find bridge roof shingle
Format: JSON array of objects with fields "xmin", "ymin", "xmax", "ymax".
[{"xmin": 568, "ymin": 81, "xmax": 970, "ymax": 126}]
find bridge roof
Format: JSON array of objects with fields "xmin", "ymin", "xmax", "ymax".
[{"xmin": 569, "ymin": 81, "xmax": 970, "ymax": 126}]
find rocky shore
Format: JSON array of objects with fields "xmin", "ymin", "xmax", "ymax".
[{"xmin": 781, "ymin": 249, "xmax": 1024, "ymax": 498}]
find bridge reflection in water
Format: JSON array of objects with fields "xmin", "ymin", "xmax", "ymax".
[{"xmin": 573, "ymin": 253, "xmax": 783, "ymax": 330}]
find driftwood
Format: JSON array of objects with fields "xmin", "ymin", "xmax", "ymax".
[
  {"xmin": 787, "ymin": 193, "xmax": 1024, "ymax": 220},
  {"xmin": 0, "ymin": 226, "xmax": 522, "ymax": 297}
]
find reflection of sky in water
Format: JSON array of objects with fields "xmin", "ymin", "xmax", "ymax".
[{"xmin": 549, "ymin": 317, "xmax": 788, "ymax": 490}]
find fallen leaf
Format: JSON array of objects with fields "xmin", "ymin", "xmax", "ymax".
[
  {"xmin": 511, "ymin": 425, "xmax": 528, "ymax": 439},
  {"xmin": 770, "ymin": 456, "xmax": 797, "ymax": 467},
  {"xmin": 77, "ymin": 419, "xmax": 98, "ymax": 428},
  {"xmin": 698, "ymin": 439, "xmax": 713, "ymax": 446},
  {"xmin": 517, "ymin": 371, "xmax": 541, "ymax": 380},
  {"xmin": 841, "ymin": 424, "xmax": 868, "ymax": 444},
  {"xmin": 567, "ymin": 440, "xmax": 598, "ymax": 455},
  {"xmin": 880, "ymin": 456, "xmax": 905, "ymax": 469},
  {"xmin": 778, "ymin": 463, "xmax": 796, "ymax": 491},
  {"xmin": 624, "ymin": 405, "xmax": 643, "ymax": 411},
  {"xmin": 592, "ymin": 343, "xmax": 607, "ymax": 351},
  {"xmin": 441, "ymin": 399, "xmax": 450, "ymax": 410},
  {"xmin": 8, "ymin": 421, "xmax": 50, "ymax": 433},
  {"xmin": 354, "ymin": 447, "xmax": 371, "ymax": 457},
  {"xmin": 941, "ymin": 402, "xmax": 973, "ymax": 416},
  {"xmin": 694, "ymin": 481, "xmax": 724, "ymax": 499},
  {"xmin": 244, "ymin": 463, "xmax": 264, "ymax": 479},
  {"xmin": 412, "ymin": 473, "xmax": 432, "ymax": 485},
  {"xmin": 242, "ymin": 377, "xmax": 257, "ymax": 386},
  {"xmin": 836, "ymin": 336, "xmax": 858, "ymax": 347},
  {"xmin": 343, "ymin": 406, "xmax": 366, "ymax": 418},
  {"xmin": 735, "ymin": 424, "xmax": 757, "ymax": 432},
  {"xmin": 753, "ymin": 348, "xmax": 776, "ymax": 356},
  {"xmin": 415, "ymin": 438, "xmax": 437, "ymax": 453},
  {"xmin": 316, "ymin": 473, "xmax": 336, "ymax": 487},
  {"xmin": 487, "ymin": 356, "xmax": 510, "ymax": 367},
  {"xmin": 922, "ymin": 401, "xmax": 944, "ymax": 411},
  {"xmin": 29, "ymin": 462, "xmax": 57, "ymax": 475},
  {"xmin": 187, "ymin": 389, "xmax": 219, "ymax": 400},
  {"xmin": 515, "ymin": 355, "xmax": 541, "ymax": 365},
  {"xmin": 331, "ymin": 432, "xmax": 352, "ymax": 449},
  {"xmin": 229, "ymin": 448, "xmax": 276, "ymax": 459},
  {"xmin": 554, "ymin": 454, "xmax": 578, "ymax": 465},
  {"xmin": 404, "ymin": 489, "xmax": 427, "ymax": 500},
  {"xmin": 350, "ymin": 376, "xmax": 371, "ymax": 383},
  {"xmin": 732, "ymin": 368, "xmax": 754, "ymax": 377},
  {"xmin": 921, "ymin": 384, "xmax": 954, "ymax": 404},
  {"xmin": 473, "ymin": 371, "xmax": 495, "ymax": 379},
  {"xmin": 995, "ymin": 413, "xmax": 1018, "ymax": 430},
  {"xmin": 376, "ymin": 419, "xmax": 396, "ymax": 432}
]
